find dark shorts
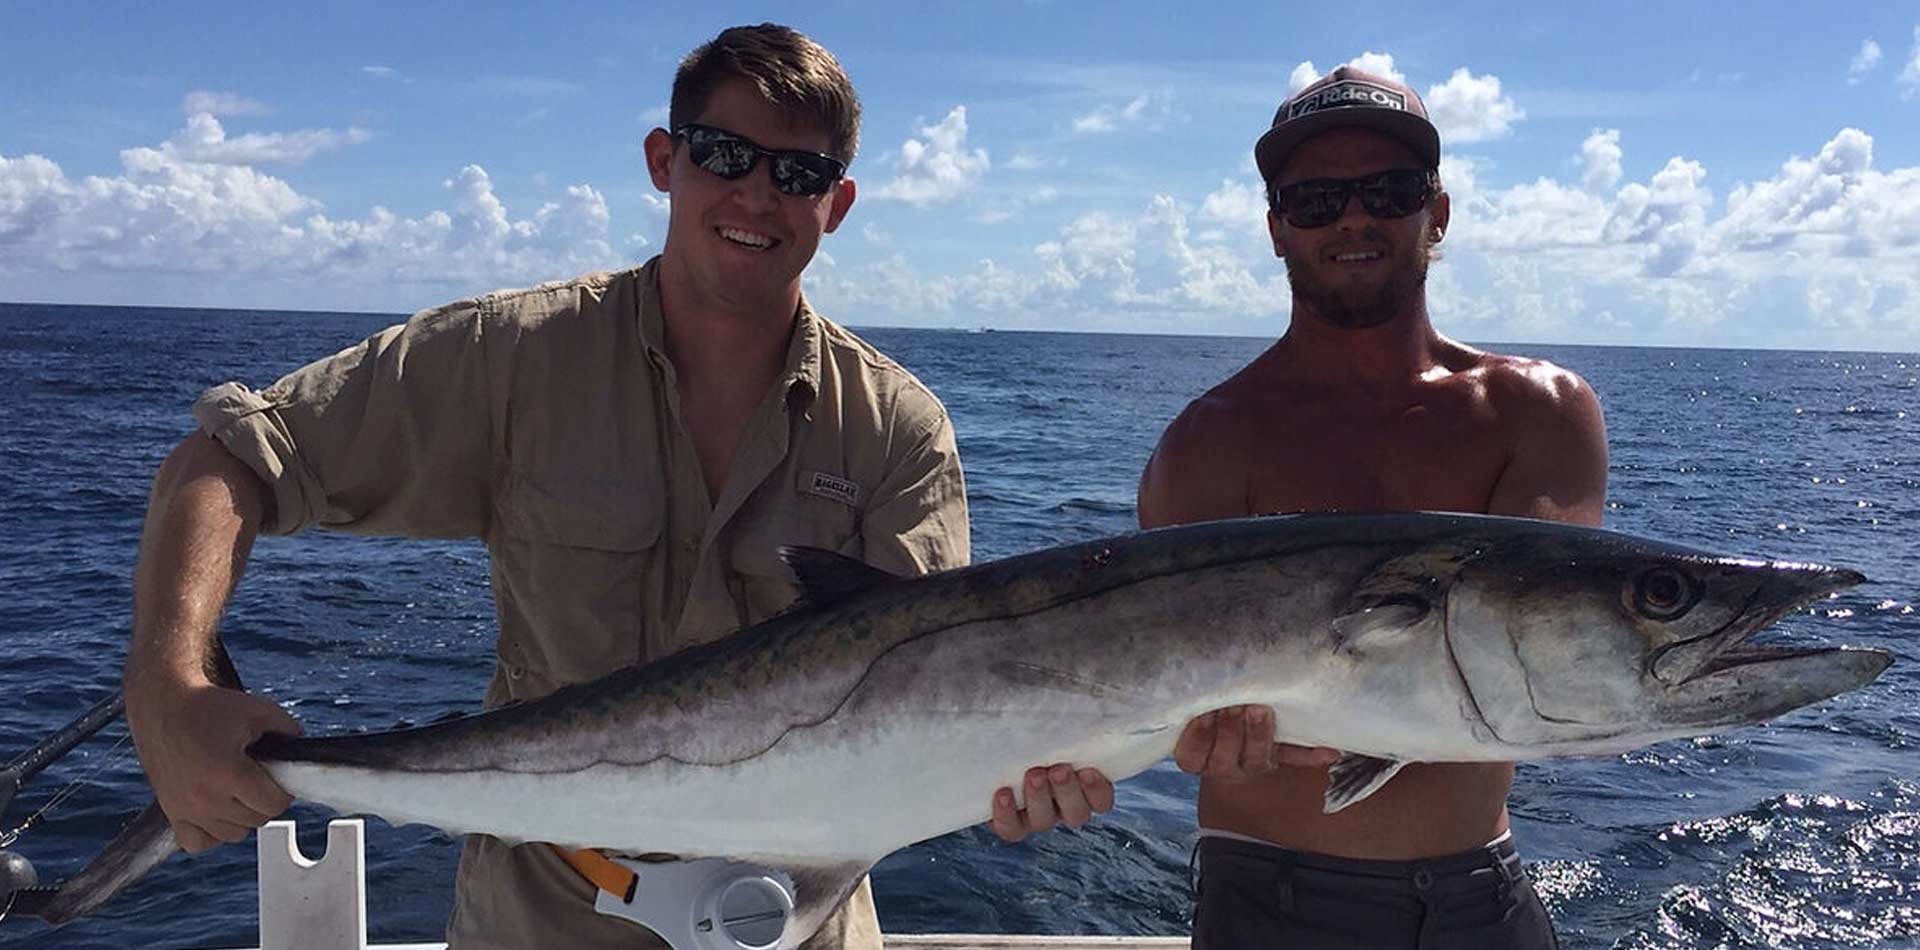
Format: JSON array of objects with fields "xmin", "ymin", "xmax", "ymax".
[{"xmin": 1190, "ymin": 835, "xmax": 1559, "ymax": 950}]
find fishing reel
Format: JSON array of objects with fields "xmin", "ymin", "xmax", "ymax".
[
  {"xmin": 592, "ymin": 856, "xmax": 796, "ymax": 950},
  {"xmin": 0, "ymin": 849, "xmax": 39, "ymax": 921}
]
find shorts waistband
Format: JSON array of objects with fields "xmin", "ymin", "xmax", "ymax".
[{"xmin": 1194, "ymin": 831, "xmax": 1522, "ymax": 881}]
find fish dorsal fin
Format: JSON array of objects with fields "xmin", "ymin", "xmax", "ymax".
[
  {"xmin": 779, "ymin": 546, "xmax": 901, "ymax": 608},
  {"xmin": 1323, "ymin": 754, "xmax": 1409, "ymax": 813}
]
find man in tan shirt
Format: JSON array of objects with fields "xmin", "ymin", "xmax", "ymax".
[
  {"xmin": 122, "ymin": 24, "xmax": 1072, "ymax": 950},
  {"xmin": 1138, "ymin": 67, "xmax": 1608, "ymax": 948}
]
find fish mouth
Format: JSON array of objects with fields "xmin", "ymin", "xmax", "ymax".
[{"xmin": 1651, "ymin": 564, "xmax": 1869, "ymax": 687}]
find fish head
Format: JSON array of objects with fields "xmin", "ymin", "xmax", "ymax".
[{"xmin": 1439, "ymin": 522, "xmax": 1888, "ymax": 751}]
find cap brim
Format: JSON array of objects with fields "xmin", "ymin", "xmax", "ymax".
[{"xmin": 1255, "ymin": 110, "xmax": 1441, "ymax": 181}]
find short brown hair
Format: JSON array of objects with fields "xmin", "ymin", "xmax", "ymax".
[{"xmin": 670, "ymin": 24, "xmax": 861, "ymax": 167}]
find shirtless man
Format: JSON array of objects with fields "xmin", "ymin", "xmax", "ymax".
[{"xmin": 1138, "ymin": 66, "xmax": 1608, "ymax": 948}]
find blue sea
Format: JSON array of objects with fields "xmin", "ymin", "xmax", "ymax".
[{"xmin": 0, "ymin": 302, "xmax": 1914, "ymax": 949}]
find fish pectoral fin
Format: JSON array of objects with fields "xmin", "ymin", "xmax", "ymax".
[
  {"xmin": 987, "ymin": 661, "xmax": 1139, "ymax": 702},
  {"xmin": 1322, "ymin": 754, "xmax": 1409, "ymax": 814},
  {"xmin": 1328, "ymin": 601, "xmax": 1429, "ymax": 654},
  {"xmin": 778, "ymin": 547, "xmax": 902, "ymax": 608}
]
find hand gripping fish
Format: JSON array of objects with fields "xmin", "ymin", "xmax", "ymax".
[{"xmin": 11, "ymin": 513, "xmax": 1893, "ymax": 947}]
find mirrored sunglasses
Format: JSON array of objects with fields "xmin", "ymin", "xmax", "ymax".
[
  {"xmin": 671, "ymin": 123, "xmax": 846, "ymax": 197},
  {"xmin": 1270, "ymin": 169, "xmax": 1437, "ymax": 229}
]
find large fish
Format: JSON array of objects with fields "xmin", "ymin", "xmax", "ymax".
[{"xmin": 8, "ymin": 513, "xmax": 1893, "ymax": 946}]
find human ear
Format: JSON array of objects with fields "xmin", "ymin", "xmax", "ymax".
[
  {"xmin": 824, "ymin": 177, "xmax": 857, "ymax": 234},
  {"xmin": 643, "ymin": 128, "xmax": 675, "ymax": 192}
]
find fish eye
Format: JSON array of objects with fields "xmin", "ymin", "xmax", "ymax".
[{"xmin": 1631, "ymin": 566, "xmax": 1699, "ymax": 621}]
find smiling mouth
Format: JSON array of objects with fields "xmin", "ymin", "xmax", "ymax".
[
  {"xmin": 1330, "ymin": 250, "xmax": 1383, "ymax": 264},
  {"xmin": 718, "ymin": 227, "xmax": 777, "ymax": 250}
]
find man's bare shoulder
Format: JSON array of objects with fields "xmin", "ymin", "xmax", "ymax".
[
  {"xmin": 1455, "ymin": 350, "xmax": 1602, "ymax": 424},
  {"xmin": 1137, "ymin": 383, "xmax": 1255, "ymax": 529},
  {"xmin": 1458, "ymin": 349, "xmax": 1609, "ymax": 524}
]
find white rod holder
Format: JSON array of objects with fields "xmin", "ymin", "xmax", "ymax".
[{"xmin": 257, "ymin": 819, "xmax": 368, "ymax": 950}]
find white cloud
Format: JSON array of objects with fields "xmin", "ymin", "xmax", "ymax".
[
  {"xmin": 1347, "ymin": 52, "xmax": 1405, "ymax": 84},
  {"xmin": 1287, "ymin": 61, "xmax": 1320, "ymax": 95},
  {"xmin": 1425, "ymin": 68, "xmax": 1524, "ymax": 144},
  {"xmin": 639, "ymin": 104, "xmax": 670, "ymax": 125},
  {"xmin": 1902, "ymin": 27, "xmax": 1920, "ymax": 100},
  {"xmin": 163, "ymin": 113, "xmax": 371, "ymax": 166},
  {"xmin": 873, "ymin": 106, "xmax": 990, "ymax": 206},
  {"xmin": 1603, "ymin": 157, "xmax": 1713, "ymax": 275},
  {"xmin": 1071, "ymin": 91, "xmax": 1174, "ymax": 134},
  {"xmin": 862, "ymin": 221, "xmax": 891, "ymax": 245},
  {"xmin": 1848, "ymin": 40, "xmax": 1883, "ymax": 83},
  {"xmin": 1198, "ymin": 177, "xmax": 1269, "ymax": 238},
  {"xmin": 973, "ymin": 185, "xmax": 1059, "ymax": 225},
  {"xmin": 1286, "ymin": 53, "xmax": 1404, "ymax": 95},
  {"xmin": 0, "ymin": 123, "xmax": 622, "ymax": 295},
  {"xmin": 1716, "ymin": 128, "xmax": 1920, "ymax": 255},
  {"xmin": 182, "ymin": 91, "xmax": 270, "ymax": 117},
  {"xmin": 362, "ymin": 66, "xmax": 403, "ymax": 80},
  {"xmin": 1581, "ymin": 129, "xmax": 1624, "ymax": 193},
  {"xmin": 1456, "ymin": 176, "xmax": 1613, "ymax": 252},
  {"xmin": 807, "ymin": 193, "xmax": 1287, "ymax": 331}
]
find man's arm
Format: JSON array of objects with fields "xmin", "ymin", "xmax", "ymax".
[
  {"xmin": 1486, "ymin": 362, "xmax": 1609, "ymax": 527},
  {"xmin": 124, "ymin": 433, "xmax": 301, "ymax": 853},
  {"xmin": 1137, "ymin": 398, "xmax": 1250, "ymax": 531}
]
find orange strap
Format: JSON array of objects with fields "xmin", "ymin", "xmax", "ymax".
[{"xmin": 551, "ymin": 845, "xmax": 638, "ymax": 902}]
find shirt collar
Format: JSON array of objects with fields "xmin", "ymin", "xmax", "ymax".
[{"xmin": 634, "ymin": 256, "xmax": 821, "ymax": 405}]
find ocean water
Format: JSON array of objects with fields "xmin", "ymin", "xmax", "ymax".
[{"xmin": 0, "ymin": 302, "xmax": 1914, "ymax": 949}]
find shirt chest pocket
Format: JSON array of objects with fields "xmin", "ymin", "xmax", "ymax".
[
  {"xmin": 491, "ymin": 470, "xmax": 666, "ymax": 690},
  {"xmin": 725, "ymin": 474, "xmax": 864, "ymax": 625}
]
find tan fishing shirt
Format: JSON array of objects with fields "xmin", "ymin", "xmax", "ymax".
[{"xmin": 193, "ymin": 257, "xmax": 970, "ymax": 949}]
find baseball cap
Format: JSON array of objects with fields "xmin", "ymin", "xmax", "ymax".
[{"xmin": 1254, "ymin": 66, "xmax": 1441, "ymax": 182}]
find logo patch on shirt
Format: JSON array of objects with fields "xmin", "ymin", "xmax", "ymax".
[{"xmin": 805, "ymin": 471, "xmax": 864, "ymax": 508}]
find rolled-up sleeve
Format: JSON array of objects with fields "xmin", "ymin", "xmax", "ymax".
[
  {"xmin": 860, "ymin": 406, "xmax": 970, "ymax": 576},
  {"xmin": 193, "ymin": 299, "xmax": 498, "ymax": 539}
]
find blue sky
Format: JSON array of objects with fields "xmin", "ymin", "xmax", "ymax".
[{"xmin": 4, "ymin": 2, "xmax": 1919, "ymax": 351}]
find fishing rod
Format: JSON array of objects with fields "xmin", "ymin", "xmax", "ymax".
[
  {"xmin": 0, "ymin": 689, "xmax": 128, "ymax": 920},
  {"xmin": 0, "ymin": 691, "xmax": 125, "ymax": 818}
]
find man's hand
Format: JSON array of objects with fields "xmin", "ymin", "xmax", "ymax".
[
  {"xmin": 987, "ymin": 763, "xmax": 1116, "ymax": 843},
  {"xmin": 1174, "ymin": 705, "xmax": 1340, "ymax": 779},
  {"xmin": 126, "ymin": 678, "xmax": 302, "ymax": 853}
]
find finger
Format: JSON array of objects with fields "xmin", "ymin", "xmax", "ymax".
[
  {"xmin": 988, "ymin": 787, "xmax": 1027, "ymax": 843},
  {"xmin": 1242, "ymin": 706, "xmax": 1277, "ymax": 772},
  {"xmin": 1079, "ymin": 769, "xmax": 1116, "ymax": 814},
  {"xmin": 203, "ymin": 816, "xmax": 254, "ymax": 845},
  {"xmin": 1047, "ymin": 764, "xmax": 1092, "ymax": 828},
  {"xmin": 258, "ymin": 703, "xmax": 305, "ymax": 736},
  {"xmin": 1205, "ymin": 707, "xmax": 1249, "ymax": 774},
  {"xmin": 1173, "ymin": 712, "xmax": 1217, "ymax": 774},
  {"xmin": 226, "ymin": 794, "xmax": 276, "ymax": 828},
  {"xmin": 232, "ymin": 765, "xmax": 295, "ymax": 818},
  {"xmin": 1273, "ymin": 743, "xmax": 1343, "ymax": 768},
  {"xmin": 1021, "ymin": 768, "xmax": 1057, "ymax": 832},
  {"xmin": 175, "ymin": 821, "xmax": 217, "ymax": 854}
]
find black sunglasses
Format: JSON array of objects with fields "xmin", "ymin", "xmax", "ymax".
[
  {"xmin": 671, "ymin": 123, "xmax": 846, "ymax": 197},
  {"xmin": 1270, "ymin": 169, "xmax": 1437, "ymax": 229}
]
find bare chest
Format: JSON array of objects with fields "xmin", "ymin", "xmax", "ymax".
[{"xmin": 1242, "ymin": 398, "xmax": 1512, "ymax": 515}]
